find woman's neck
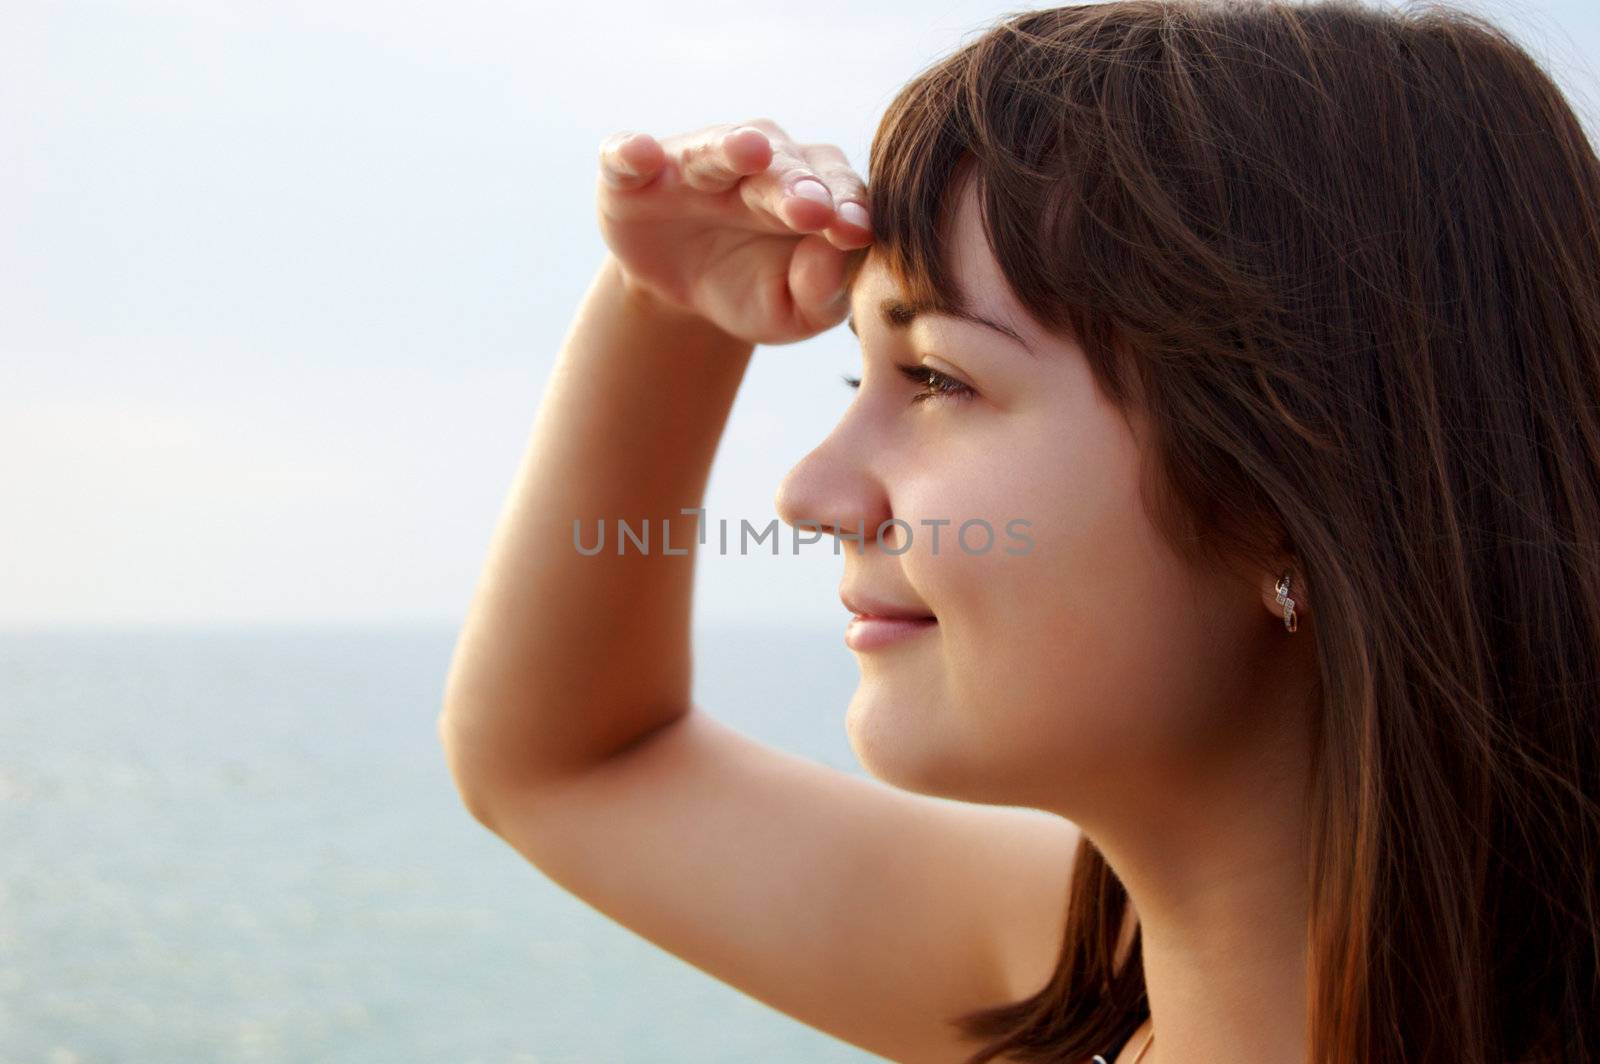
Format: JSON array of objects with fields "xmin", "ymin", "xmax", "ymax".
[{"xmin": 1088, "ymin": 680, "xmax": 1316, "ymax": 1063}]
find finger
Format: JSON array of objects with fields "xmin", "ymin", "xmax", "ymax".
[
  {"xmin": 677, "ymin": 123, "xmax": 776, "ymax": 193},
  {"xmin": 784, "ymin": 234, "xmax": 865, "ymax": 336},
  {"xmin": 736, "ymin": 137, "xmax": 840, "ymax": 234},
  {"xmin": 599, "ymin": 131, "xmax": 665, "ymax": 190},
  {"xmin": 824, "ymin": 201, "xmax": 873, "ymax": 249},
  {"xmin": 799, "ymin": 143, "xmax": 872, "ymax": 249}
]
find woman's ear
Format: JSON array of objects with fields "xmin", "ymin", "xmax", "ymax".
[{"xmin": 1261, "ymin": 564, "xmax": 1308, "ymax": 628}]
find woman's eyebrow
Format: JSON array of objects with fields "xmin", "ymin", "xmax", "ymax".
[{"xmin": 846, "ymin": 297, "xmax": 1035, "ymax": 358}]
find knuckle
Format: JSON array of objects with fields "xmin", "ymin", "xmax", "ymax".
[
  {"xmin": 700, "ymin": 124, "xmax": 737, "ymax": 151},
  {"xmin": 815, "ymin": 159, "xmax": 860, "ymax": 182},
  {"xmin": 832, "ymin": 179, "xmax": 870, "ymax": 204},
  {"xmin": 678, "ymin": 137, "xmax": 702, "ymax": 160},
  {"xmin": 681, "ymin": 149, "xmax": 720, "ymax": 180},
  {"xmin": 742, "ymin": 116, "xmax": 791, "ymax": 142},
  {"xmin": 723, "ymin": 124, "xmax": 767, "ymax": 152},
  {"xmin": 823, "ymin": 164, "xmax": 859, "ymax": 188},
  {"xmin": 774, "ymin": 164, "xmax": 820, "ymax": 188},
  {"xmin": 800, "ymin": 141, "xmax": 849, "ymax": 164},
  {"xmin": 599, "ymin": 131, "xmax": 641, "ymax": 172}
]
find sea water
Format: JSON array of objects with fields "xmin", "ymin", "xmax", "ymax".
[{"xmin": 0, "ymin": 621, "xmax": 884, "ymax": 1063}]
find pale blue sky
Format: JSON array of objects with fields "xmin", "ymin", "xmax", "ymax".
[{"xmin": 6, "ymin": 0, "xmax": 1600, "ymax": 628}]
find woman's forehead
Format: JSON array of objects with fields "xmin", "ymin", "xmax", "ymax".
[{"xmin": 850, "ymin": 190, "xmax": 1042, "ymax": 348}]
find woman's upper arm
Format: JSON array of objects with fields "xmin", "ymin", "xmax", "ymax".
[{"xmin": 462, "ymin": 707, "xmax": 1081, "ymax": 1063}]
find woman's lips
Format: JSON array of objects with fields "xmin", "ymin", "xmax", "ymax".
[{"xmin": 844, "ymin": 614, "xmax": 938, "ymax": 651}]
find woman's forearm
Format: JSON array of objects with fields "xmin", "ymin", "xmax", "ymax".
[{"xmin": 439, "ymin": 252, "xmax": 755, "ymax": 805}]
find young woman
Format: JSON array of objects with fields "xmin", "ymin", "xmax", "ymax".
[{"xmin": 439, "ymin": 2, "xmax": 1600, "ymax": 1061}]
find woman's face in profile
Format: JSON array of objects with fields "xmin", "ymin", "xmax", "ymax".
[{"xmin": 776, "ymin": 179, "xmax": 1278, "ymax": 821}]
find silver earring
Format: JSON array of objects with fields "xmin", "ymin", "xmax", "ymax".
[{"xmin": 1274, "ymin": 572, "xmax": 1298, "ymax": 633}]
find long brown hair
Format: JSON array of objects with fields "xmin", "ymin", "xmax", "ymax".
[{"xmin": 860, "ymin": 2, "xmax": 1600, "ymax": 1061}]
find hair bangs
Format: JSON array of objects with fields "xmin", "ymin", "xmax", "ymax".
[{"xmin": 862, "ymin": 6, "xmax": 1196, "ymax": 414}]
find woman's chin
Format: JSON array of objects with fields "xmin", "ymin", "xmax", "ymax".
[{"xmin": 842, "ymin": 686, "xmax": 979, "ymax": 799}]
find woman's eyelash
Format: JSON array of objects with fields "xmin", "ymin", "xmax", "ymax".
[
  {"xmin": 839, "ymin": 365, "xmax": 977, "ymax": 404},
  {"xmin": 904, "ymin": 364, "xmax": 977, "ymax": 404}
]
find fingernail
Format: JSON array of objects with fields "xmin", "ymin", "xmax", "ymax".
[
  {"xmin": 612, "ymin": 133, "xmax": 642, "ymax": 176},
  {"xmin": 837, "ymin": 202, "xmax": 869, "ymax": 229},
  {"xmin": 790, "ymin": 179, "xmax": 832, "ymax": 207}
]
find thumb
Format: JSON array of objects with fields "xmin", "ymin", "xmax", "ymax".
[{"xmin": 787, "ymin": 237, "xmax": 859, "ymax": 337}]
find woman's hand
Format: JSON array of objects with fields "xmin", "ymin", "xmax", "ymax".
[{"xmin": 595, "ymin": 118, "xmax": 872, "ymax": 346}]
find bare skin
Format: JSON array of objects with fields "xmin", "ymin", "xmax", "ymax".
[
  {"xmin": 442, "ymin": 117, "xmax": 1321, "ymax": 1064},
  {"xmin": 773, "ymin": 165, "xmax": 1321, "ymax": 1063}
]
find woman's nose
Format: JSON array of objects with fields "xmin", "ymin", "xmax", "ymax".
[{"xmin": 774, "ymin": 435, "xmax": 890, "ymax": 549}]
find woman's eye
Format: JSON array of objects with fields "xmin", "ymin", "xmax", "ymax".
[
  {"xmin": 839, "ymin": 366, "xmax": 977, "ymax": 404},
  {"xmin": 900, "ymin": 363, "xmax": 976, "ymax": 404}
]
